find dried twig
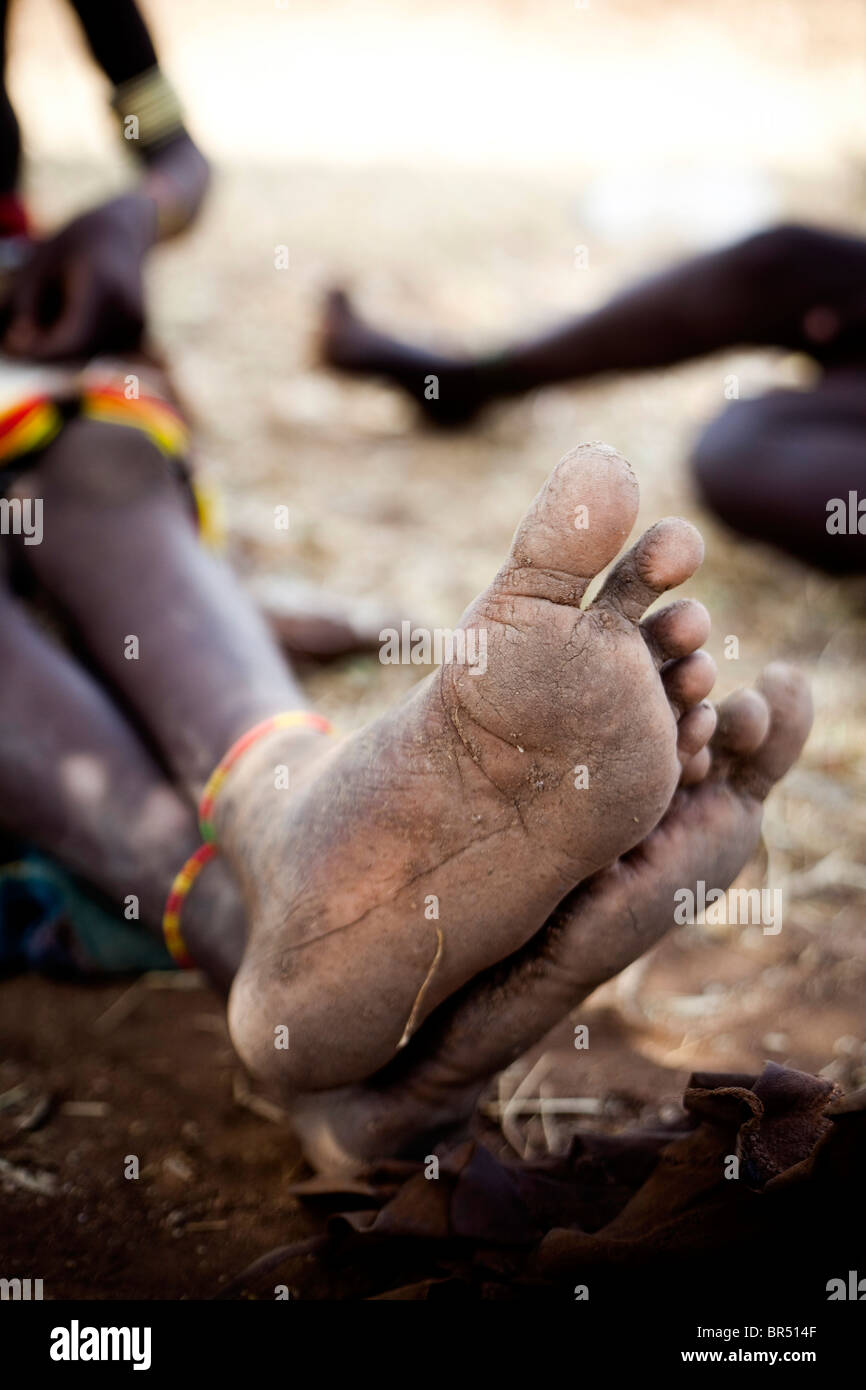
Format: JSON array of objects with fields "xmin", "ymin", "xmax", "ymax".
[
  {"xmin": 15, "ymin": 1093, "xmax": 54, "ymax": 1133},
  {"xmin": 61, "ymin": 1100, "xmax": 110, "ymax": 1118},
  {"xmin": 90, "ymin": 980, "xmax": 146, "ymax": 1035},
  {"xmin": 500, "ymin": 1053, "xmax": 554, "ymax": 1159},
  {"xmin": 91, "ymin": 970, "xmax": 206, "ymax": 1036},
  {"xmin": 482, "ymin": 1096, "xmax": 605, "ymax": 1119},
  {"xmin": 539, "ymin": 1082, "xmax": 560, "ymax": 1154},
  {"xmin": 0, "ymin": 1156, "xmax": 57, "ymax": 1195},
  {"xmin": 0, "ymin": 1083, "xmax": 30, "ymax": 1112},
  {"xmin": 213, "ymin": 1235, "xmax": 330, "ymax": 1300},
  {"xmin": 397, "ymin": 924, "xmax": 444, "ymax": 1050},
  {"xmin": 144, "ymin": 970, "xmax": 206, "ymax": 990},
  {"xmin": 232, "ymin": 1071, "xmax": 288, "ymax": 1125}
]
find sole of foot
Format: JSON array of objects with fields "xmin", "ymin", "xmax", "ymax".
[
  {"xmin": 224, "ymin": 443, "xmax": 713, "ymax": 1099},
  {"xmin": 287, "ymin": 664, "xmax": 812, "ymax": 1173}
]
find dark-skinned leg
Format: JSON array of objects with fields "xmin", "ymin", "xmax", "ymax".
[
  {"xmin": 323, "ymin": 223, "xmax": 866, "ymax": 424},
  {"xmin": 692, "ymin": 367, "xmax": 866, "ymax": 574},
  {"xmin": 0, "ymin": 580, "xmax": 245, "ymax": 988},
  {"xmin": 13, "ymin": 419, "xmax": 323, "ymax": 798}
]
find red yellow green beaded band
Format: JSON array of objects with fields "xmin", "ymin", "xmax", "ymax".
[
  {"xmin": 162, "ymin": 841, "xmax": 217, "ymax": 969},
  {"xmin": 81, "ymin": 385, "xmax": 190, "ymax": 457},
  {"xmin": 0, "ymin": 396, "xmax": 64, "ymax": 462},
  {"xmin": 162, "ymin": 710, "xmax": 334, "ymax": 968},
  {"xmin": 197, "ymin": 710, "xmax": 334, "ymax": 843}
]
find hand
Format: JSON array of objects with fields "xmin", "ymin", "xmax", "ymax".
[{"xmin": 3, "ymin": 193, "xmax": 157, "ymax": 362}]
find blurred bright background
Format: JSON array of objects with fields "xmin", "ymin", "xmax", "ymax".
[{"xmin": 12, "ymin": 0, "xmax": 866, "ymax": 179}]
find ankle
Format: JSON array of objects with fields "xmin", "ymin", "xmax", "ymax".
[
  {"xmin": 180, "ymin": 856, "xmax": 247, "ymax": 992},
  {"xmin": 210, "ymin": 724, "xmax": 336, "ymax": 849}
]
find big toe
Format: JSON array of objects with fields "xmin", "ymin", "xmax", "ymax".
[
  {"xmin": 501, "ymin": 442, "xmax": 640, "ymax": 606},
  {"xmin": 712, "ymin": 687, "xmax": 772, "ymax": 759}
]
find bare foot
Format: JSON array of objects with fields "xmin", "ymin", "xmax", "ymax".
[
  {"xmin": 223, "ymin": 443, "xmax": 713, "ymax": 1097},
  {"xmin": 288, "ymin": 664, "xmax": 811, "ymax": 1172},
  {"xmin": 321, "ymin": 288, "xmax": 489, "ymax": 427}
]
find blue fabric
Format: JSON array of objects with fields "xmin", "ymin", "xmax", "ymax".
[{"xmin": 0, "ymin": 852, "xmax": 175, "ymax": 976}]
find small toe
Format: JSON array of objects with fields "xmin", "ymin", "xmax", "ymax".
[
  {"xmin": 662, "ymin": 649, "xmax": 717, "ymax": 713},
  {"xmin": 677, "ymin": 699, "xmax": 717, "ymax": 759},
  {"xmin": 592, "ymin": 516, "xmax": 705, "ymax": 623},
  {"xmin": 642, "ymin": 598, "xmax": 711, "ymax": 668},
  {"xmin": 731, "ymin": 663, "xmax": 813, "ymax": 800},
  {"xmin": 680, "ymin": 746, "xmax": 712, "ymax": 786}
]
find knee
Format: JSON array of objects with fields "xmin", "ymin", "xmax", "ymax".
[
  {"xmin": 731, "ymin": 222, "xmax": 831, "ymax": 286},
  {"xmin": 691, "ymin": 399, "xmax": 768, "ymax": 521}
]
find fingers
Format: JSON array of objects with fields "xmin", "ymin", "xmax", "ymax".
[
  {"xmin": 23, "ymin": 262, "xmax": 96, "ymax": 361},
  {"xmin": 5, "ymin": 256, "xmax": 144, "ymax": 362}
]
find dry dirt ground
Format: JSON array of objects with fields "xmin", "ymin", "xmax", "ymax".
[{"xmin": 2, "ymin": 0, "xmax": 866, "ymax": 1299}]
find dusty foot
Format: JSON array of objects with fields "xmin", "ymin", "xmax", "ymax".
[
  {"xmin": 223, "ymin": 443, "xmax": 712, "ymax": 1097},
  {"xmin": 321, "ymin": 288, "xmax": 490, "ymax": 427},
  {"xmin": 288, "ymin": 664, "xmax": 812, "ymax": 1173}
]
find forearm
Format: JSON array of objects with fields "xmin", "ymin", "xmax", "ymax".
[
  {"xmin": 68, "ymin": 0, "xmax": 209, "ymax": 241},
  {"xmin": 138, "ymin": 132, "xmax": 211, "ymax": 242},
  {"xmin": 111, "ymin": 67, "xmax": 210, "ymax": 242}
]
